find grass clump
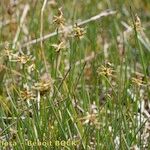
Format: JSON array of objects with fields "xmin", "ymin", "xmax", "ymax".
[{"xmin": 0, "ymin": 0, "xmax": 150, "ymax": 149}]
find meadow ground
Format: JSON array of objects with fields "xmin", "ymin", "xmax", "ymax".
[{"xmin": 0, "ymin": 0, "xmax": 150, "ymax": 149}]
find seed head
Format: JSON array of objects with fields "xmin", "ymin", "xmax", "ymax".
[
  {"xmin": 33, "ymin": 80, "xmax": 52, "ymax": 95},
  {"xmin": 132, "ymin": 77, "xmax": 144, "ymax": 87},
  {"xmin": 53, "ymin": 7, "xmax": 65, "ymax": 29},
  {"xmin": 20, "ymin": 89, "xmax": 35, "ymax": 101},
  {"xmin": 73, "ymin": 23, "xmax": 86, "ymax": 39},
  {"xmin": 51, "ymin": 41, "xmax": 66, "ymax": 53},
  {"xmin": 15, "ymin": 55, "xmax": 32, "ymax": 64},
  {"xmin": 80, "ymin": 112, "xmax": 99, "ymax": 127},
  {"xmin": 8, "ymin": 53, "xmax": 32, "ymax": 65},
  {"xmin": 97, "ymin": 63, "xmax": 115, "ymax": 77}
]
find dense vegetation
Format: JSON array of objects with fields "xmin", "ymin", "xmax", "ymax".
[{"xmin": 0, "ymin": 0, "xmax": 150, "ymax": 149}]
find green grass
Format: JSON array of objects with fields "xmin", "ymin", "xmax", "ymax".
[{"xmin": 0, "ymin": 0, "xmax": 150, "ymax": 149}]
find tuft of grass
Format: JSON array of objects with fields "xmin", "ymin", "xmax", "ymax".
[{"xmin": 0, "ymin": 0, "xmax": 150, "ymax": 150}]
